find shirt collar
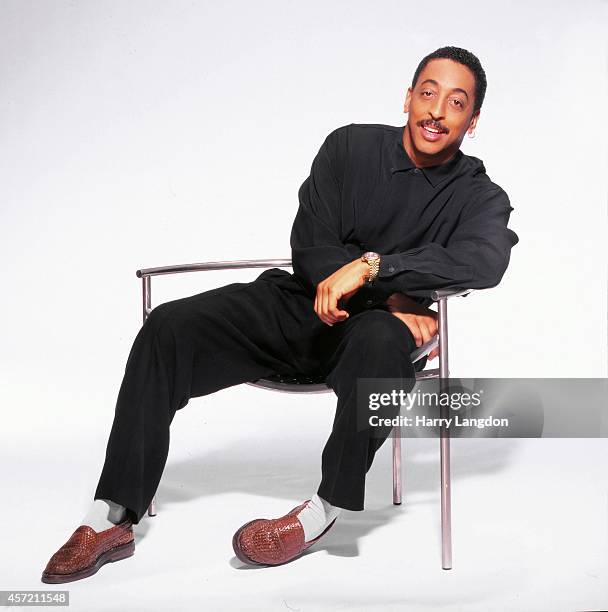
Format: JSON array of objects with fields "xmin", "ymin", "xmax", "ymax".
[{"xmin": 389, "ymin": 125, "xmax": 464, "ymax": 188}]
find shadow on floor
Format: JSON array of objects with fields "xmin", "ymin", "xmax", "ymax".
[{"xmin": 144, "ymin": 425, "xmax": 519, "ymax": 561}]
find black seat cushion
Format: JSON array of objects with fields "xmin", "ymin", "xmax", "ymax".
[{"xmin": 259, "ymin": 372, "xmax": 328, "ymax": 386}]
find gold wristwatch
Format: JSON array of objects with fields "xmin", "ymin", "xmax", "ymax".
[{"xmin": 361, "ymin": 251, "xmax": 381, "ymax": 282}]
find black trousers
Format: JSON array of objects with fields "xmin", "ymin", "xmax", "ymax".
[{"xmin": 94, "ymin": 268, "xmax": 424, "ymax": 524}]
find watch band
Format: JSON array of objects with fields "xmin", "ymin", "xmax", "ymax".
[{"xmin": 362, "ymin": 252, "xmax": 381, "ymax": 282}]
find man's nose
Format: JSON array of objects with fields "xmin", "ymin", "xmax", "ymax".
[{"xmin": 429, "ymin": 97, "xmax": 447, "ymax": 120}]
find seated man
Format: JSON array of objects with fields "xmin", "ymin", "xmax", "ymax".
[{"xmin": 42, "ymin": 45, "xmax": 518, "ymax": 582}]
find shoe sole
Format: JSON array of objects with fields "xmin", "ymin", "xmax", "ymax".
[
  {"xmin": 41, "ymin": 539, "xmax": 135, "ymax": 584},
  {"xmin": 232, "ymin": 516, "xmax": 336, "ymax": 567}
]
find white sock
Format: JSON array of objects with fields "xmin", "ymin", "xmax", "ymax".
[
  {"xmin": 81, "ymin": 498, "xmax": 126, "ymax": 532},
  {"xmin": 296, "ymin": 493, "xmax": 341, "ymax": 541}
]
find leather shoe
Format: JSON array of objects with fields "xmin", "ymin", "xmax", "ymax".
[
  {"xmin": 232, "ymin": 500, "xmax": 336, "ymax": 566},
  {"xmin": 41, "ymin": 519, "xmax": 134, "ymax": 583}
]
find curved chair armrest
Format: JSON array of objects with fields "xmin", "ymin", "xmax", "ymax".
[
  {"xmin": 430, "ymin": 288, "xmax": 474, "ymax": 301},
  {"xmin": 136, "ymin": 261, "xmax": 473, "ymax": 306},
  {"xmin": 136, "ymin": 258, "xmax": 293, "ymax": 278}
]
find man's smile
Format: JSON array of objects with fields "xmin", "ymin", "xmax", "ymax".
[{"xmin": 418, "ymin": 120, "xmax": 448, "ymax": 142}]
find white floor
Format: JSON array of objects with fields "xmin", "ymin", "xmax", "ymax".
[{"xmin": 2, "ymin": 382, "xmax": 607, "ymax": 612}]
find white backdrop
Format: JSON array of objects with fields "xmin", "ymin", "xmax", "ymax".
[
  {"xmin": 2, "ymin": 1, "xmax": 606, "ymax": 409},
  {"xmin": 1, "ymin": 1, "xmax": 607, "ymax": 609}
]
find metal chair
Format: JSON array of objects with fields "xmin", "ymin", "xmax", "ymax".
[{"xmin": 135, "ymin": 258, "xmax": 471, "ymax": 569}]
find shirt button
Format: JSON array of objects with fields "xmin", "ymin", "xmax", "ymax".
[
  {"xmin": 388, "ymin": 266, "xmax": 395, "ymax": 273},
  {"xmin": 366, "ymin": 299, "xmax": 373, "ymax": 306}
]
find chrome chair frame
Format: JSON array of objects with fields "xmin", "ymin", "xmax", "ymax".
[{"xmin": 135, "ymin": 258, "xmax": 472, "ymax": 569}]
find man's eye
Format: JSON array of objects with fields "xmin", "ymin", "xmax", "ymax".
[
  {"xmin": 451, "ymin": 99, "xmax": 463, "ymax": 107},
  {"xmin": 422, "ymin": 90, "xmax": 433, "ymax": 96}
]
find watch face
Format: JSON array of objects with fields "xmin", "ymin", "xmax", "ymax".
[{"xmin": 363, "ymin": 251, "xmax": 380, "ymax": 260}]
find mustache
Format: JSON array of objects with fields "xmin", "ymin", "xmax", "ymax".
[{"xmin": 417, "ymin": 119, "xmax": 449, "ymax": 134}]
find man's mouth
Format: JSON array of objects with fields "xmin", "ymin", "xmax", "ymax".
[{"xmin": 419, "ymin": 122, "xmax": 447, "ymax": 141}]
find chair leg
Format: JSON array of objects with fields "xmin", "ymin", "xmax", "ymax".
[
  {"xmin": 142, "ymin": 276, "xmax": 156, "ymax": 519},
  {"xmin": 438, "ymin": 297, "xmax": 452, "ymax": 569},
  {"xmin": 392, "ymin": 426, "xmax": 402, "ymax": 505},
  {"xmin": 440, "ymin": 428, "xmax": 452, "ymax": 569}
]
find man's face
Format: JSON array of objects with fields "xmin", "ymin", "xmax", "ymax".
[{"xmin": 403, "ymin": 58, "xmax": 479, "ymax": 165}]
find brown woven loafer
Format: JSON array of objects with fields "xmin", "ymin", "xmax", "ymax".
[
  {"xmin": 232, "ymin": 500, "xmax": 336, "ymax": 566},
  {"xmin": 41, "ymin": 519, "xmax": 134, "ymax": 584}
]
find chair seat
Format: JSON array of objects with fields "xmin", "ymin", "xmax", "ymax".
[
  {"xmin": 263, "ymin": 372, "xmax": 328, "ymax": 385},
  {"xmin": 247, "ymin": 372, "xmax": 332, "ymax": 394}
]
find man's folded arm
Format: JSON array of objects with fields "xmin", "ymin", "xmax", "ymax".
[
  {"xmin": 374, "ymin": 187, "xmax": 519, "ymax": 299},
  {"xmin": 290, "ymin": 129, "xmax": 361, "ymax": 295}
]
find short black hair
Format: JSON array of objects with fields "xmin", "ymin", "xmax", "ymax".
[{"xmin": 411, "ymin": 46, "xmax": 487, "ymax": 114}]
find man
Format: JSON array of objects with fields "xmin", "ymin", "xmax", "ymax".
[{"xmin": 41, "ymin": 45, "xmax": 518, "ymax": 582}]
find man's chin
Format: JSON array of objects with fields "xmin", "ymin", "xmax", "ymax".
[
  {"xmin": 413, "ymin": 138, "xmax": 448, "ymax": 157},
  {"xmin": 413, "ymin": 139, "xmax": 459, "ymax": 165}
]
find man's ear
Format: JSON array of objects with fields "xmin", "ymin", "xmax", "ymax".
[
  {"xmin": 468, "ymin": 110, "xmax": 480, "ymax": 134},
  {"xmin": 403, "ymin": 87, "xmax": 413, "ymax": 114}
]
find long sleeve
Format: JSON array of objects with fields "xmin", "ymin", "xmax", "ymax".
[
  {"xmin": 374, "ymin": 186, "xmax": 519, "ymax": 298},
  {"xmin": 290, "ymin": 129, "xmax": 359, "ymax": 296}
]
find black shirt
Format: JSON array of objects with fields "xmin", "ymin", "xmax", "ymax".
[{"xmin": 289, "ymin": 123, "xmax": 519, "ymax": 310}]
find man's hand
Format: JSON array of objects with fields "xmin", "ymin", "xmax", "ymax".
[
  {"xmin": 314, "ymin": 259, "xmax": 369, "ymax": 325},
  {"xmin": 385, "ymin": 292, "xmax": 440, "ymax": 360}
]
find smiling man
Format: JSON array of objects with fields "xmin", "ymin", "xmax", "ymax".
[
  {"xmin": 303, "ymin": 47, "xmax": 513, "ymax": 333},
  {"xmin": 42, "ymin": 46, "xmax": 518, "ymax": 582}
]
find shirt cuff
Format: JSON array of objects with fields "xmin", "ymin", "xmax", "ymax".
[{"xmin": 378, "ymin": 254, "xmax": 400, "ymax": 277}]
